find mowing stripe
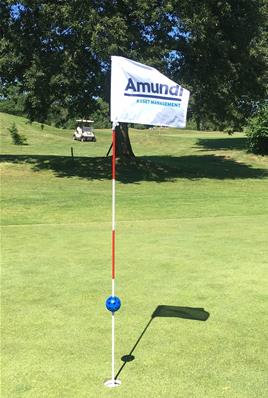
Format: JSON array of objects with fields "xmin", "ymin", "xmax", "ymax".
[{"xmin": 1, "ymin": 213, "xmax": 267, "ymax": 228}]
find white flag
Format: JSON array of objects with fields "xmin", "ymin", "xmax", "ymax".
[{"xmin": 110, "ymin": 56, "xmax": 190, "ymax": 128}]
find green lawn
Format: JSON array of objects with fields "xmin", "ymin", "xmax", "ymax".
[{"xmin": 1, "ymin": 112, "xmax": 268, "ymax": 397}]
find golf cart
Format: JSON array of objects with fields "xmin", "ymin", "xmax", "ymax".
[{"xmin": 73, "ymin": 120, "xmax": 96, "ymax": 142}]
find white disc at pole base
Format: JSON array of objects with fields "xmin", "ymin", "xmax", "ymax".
[{"xmin": 104, "ymin": 379, "xmax": 122, "ymax": 388}]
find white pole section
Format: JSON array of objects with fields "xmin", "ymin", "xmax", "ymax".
[{"xmin": 112, "ymin": 312, "xmax": 115, "ymax": 382}]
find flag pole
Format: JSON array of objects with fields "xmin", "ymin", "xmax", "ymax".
[
  {"xmin": 104, "ymin": 127, "xmax": 122, "ymax": 388},
  {"xmin": 111, "ymin": 128, "xmax": 116, "ymax": 384}
]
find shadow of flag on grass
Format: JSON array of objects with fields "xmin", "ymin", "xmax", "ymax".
[
  {"xmin": 116, "ymin": 305, "xmax": 209, "ymax": 379},
  {"xmin": 152, "ymin": 305, "xmax": 209, "ymax": 321}
]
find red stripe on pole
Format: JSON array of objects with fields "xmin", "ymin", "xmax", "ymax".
[{"xmin": 112, "ymin": 129, "xmax": 116, "ymax": 180}]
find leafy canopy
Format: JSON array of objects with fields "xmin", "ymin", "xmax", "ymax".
[{"xmin": 1, "ymin": 1, "xmax": 267, "ymax": 129}]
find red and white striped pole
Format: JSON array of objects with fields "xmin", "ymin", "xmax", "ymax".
[
  {"xmin": 104, "ymin": 127, "xmax": 121, "ymax": 388},
  {"xmin": 112, "ymin": 128, "xmax": 116, "ymax": 295},
  {"xmin": 111, "ymin": 128, "xmax": 116, "ymax": 383}
]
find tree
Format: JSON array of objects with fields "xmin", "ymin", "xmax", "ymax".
[
  {"xmin": 1, "ymin": 1, "xmax": 103, "ymax": 122},
  {"xmin": 0, "ymin": 83, "xmax": 26, "ymax": 115},
  {"xmin": 115, "ymin": 123, "xmax": 135, "ymax": 158},
  {"xmin": 8, "ymin": 122, "xmax": 27, "ymax": 145},
  {"xmin": 170, "ymin": 0, "xmax": 268, "ymax": 130},
  {"xmin": 90, "ymin": 98, "xmax": 110, "ymax": 129},
  {"xmin": 1, "ymin": 0, "xmax": 267, "ymax": 156},
  {"xmin": 1, "ymin": 1, "xmax": 175, "ymax": 156}
]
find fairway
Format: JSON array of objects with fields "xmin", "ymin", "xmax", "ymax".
[{"xmin": 1, "ymin": 113, "xmax": 268, "ymax": 397}]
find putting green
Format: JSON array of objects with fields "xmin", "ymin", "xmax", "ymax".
[{"xmin": 1, "ymin": 112, "xmax": 268, "ymax": 397}]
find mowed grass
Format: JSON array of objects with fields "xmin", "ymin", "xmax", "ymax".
[{"xmin": 1, "ymin": 112, "xmax": 268, "ymax": 398}]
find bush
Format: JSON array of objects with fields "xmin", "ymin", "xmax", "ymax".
[
  {"xmin": 0, "ymin": 84, "xmax": 26, "ymax": 117},
  {"xmin": 8, "ymin": 123, "xmax": 28, "ymax": 145},
  {"xmin": 246, "ymin": 105, "xmax": 268, "ymax": 155}
]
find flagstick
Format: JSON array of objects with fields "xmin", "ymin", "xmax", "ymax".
[
  {"xmin": 111, "ymin": 128, "xmax": 116, "ymax": 383},
  {"xmin": 104, "ymin": 128, "xmax": 121, "ymax": 388}
]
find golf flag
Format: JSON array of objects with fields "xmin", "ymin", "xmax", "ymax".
[{"xmin": 111, "ymin": 56, "xmax": 190, "ymax": 128}]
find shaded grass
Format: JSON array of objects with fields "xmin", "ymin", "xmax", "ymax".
[
  {"xmin": 197, "ymin": 136, "xmax": 247, "ymax": 151},
  {"xmin": 1, "ymin": 153, "xmax": 268, "ymax": 183},
  {"xmin": 1, "ymin": 112, "xmax": 268, "ymax": 397}
]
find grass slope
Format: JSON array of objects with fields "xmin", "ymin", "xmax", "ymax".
[{"xmin": 1, "ymin": 112, "xmax": 268, "ymax": 398}]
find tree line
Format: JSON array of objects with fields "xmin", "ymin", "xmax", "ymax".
[{"xmin": 1, "ymin": 0, "xmax": 267, "ymax": 132}]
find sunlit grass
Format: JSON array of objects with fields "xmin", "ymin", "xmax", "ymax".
[{"xmin": 1, "ymin": 112, "xmax": 268, "ymax": 397}]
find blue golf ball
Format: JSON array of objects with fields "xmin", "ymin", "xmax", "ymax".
[{"xmin": 105, "ymin": 296, "xmax": 121, "ymax": 312}]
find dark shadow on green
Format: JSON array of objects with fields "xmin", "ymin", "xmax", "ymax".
[
  {"xmin": 197, "ymin": 137, "xmax": 247, "ymax": 151},
  {"xmin": 1, "ymin": 154, "xmax": 267, "ymax": 183},
  {"xmin": 115, "ymin": 305, "xmax": 209, "ymax": 380},
  {"xmin": 152, "ymin": 305, "xmax": 210, "ymax": 320}
]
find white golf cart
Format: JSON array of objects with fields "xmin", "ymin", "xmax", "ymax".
[{"xmin": 73, "ymin": 120, "xmax": 96, "ymax": 142}]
